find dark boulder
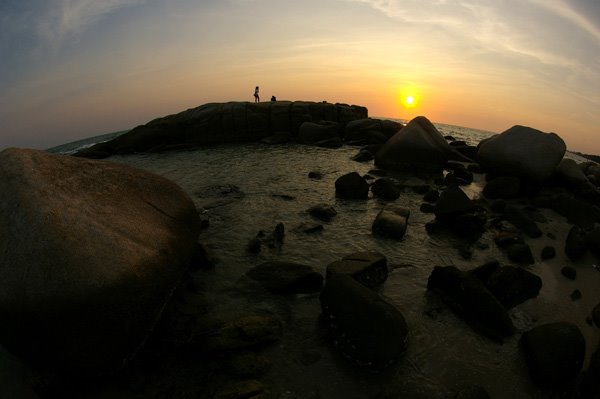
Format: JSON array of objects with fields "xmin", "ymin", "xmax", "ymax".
[
  {"xmin": 561, "ymin": 266, "xmax": 577, "ymax": 280},
  {"xmin": 504, "ymin": 205, "xmax": 542, "ymax": 238},
  {"xmin": 555, "ymin": 158, "xmax": 589, "ymax": 190},
  {"xmin": 565, "ymin": 225, "xmax": 588, "ymax": 261},
  {"xmin": 0, "ymin": 148, "xmax": 200, "ymax": 375},
  {"xmin": 372, "ymin": 205, "xmax": 410, "ymax": 240},
  {"xmin": 374, "ymin": 116, "xmax": 469, "ymax": 172},
  {"xmin": 520, "ymin": 322, "xmax": 585, "ymax": 388},
  {"xmin": 246, "ymin": 261, "xmax": 323, "ymax": 294},
  {"xmin": 586, "ymin": 226, "xmax": 600, "ymax": 259},
  {"xmin": 351, "ymin": 149, "xmax": 374, "ymax": 162},
  {"xmin": 371, "ymin": 178, "xmax": 400, "ymax": 200},
  {"xmin": 471, "ymin": 264, "xmax": 542, "ymax": 309},
  {"xmin": 326, "ymin": 252, "xmax": 388, "ymax": 288},
  {"xmin": 476, "ymin": 125, "xmax": 566, "ymax": 182},
  {"xmin": 434, "ymin": 186, "xmax": 476, "ymax": 221},
  {"xmin": 550, "ymin": 194, "xmax": 600, "ymax": 228},
  {"xmin": 335, "ymin": 172, "xmax": 369, "ymax": 199},
  {"xmin": 427, "ymin": 266, "xmax": 514, "ymax": 339},
  {"xmin": 541, "ymin": 246, "xmax": 556, "ymax": 260},
  {"xmin": 320, "ymin": 274, "xmax": 408, "ymax": 369},
  {"xmin": 506, "ymin": 242, "xmax": 535, "ymax": 265}
]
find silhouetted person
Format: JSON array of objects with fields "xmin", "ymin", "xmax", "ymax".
[
  {"xmin": 271, "ymin": 95, "xmax": 276, "ymax": 102},
  {"xmin": 254, "ymin": 86, "xmax": 260, "ymax": 103}
]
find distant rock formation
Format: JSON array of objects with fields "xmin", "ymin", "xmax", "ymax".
[
  {"xmin": 374, "ymin": 116, "xmax": 470, "ymax": 171},
  {"xmin": 0, "ymin": 148, "xmax": 200, "ymax": 375},
  {"xmin": 75, "ymin": 101, "xmax": 369, "ymax": 158}
]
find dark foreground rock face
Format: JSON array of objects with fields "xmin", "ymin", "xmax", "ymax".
[
  {"xmin": 427, "ymin": 266, "xmax": 514, "ymax": 340},
  {"xmin": 320, "ymin": 274, "xmax": 408, "ymax": 370},
  {"xmin": 75, "ymin": 101, "xmax": 368, "ymax": 157},
  {"xmin": 520, "ymin": 322, "xmax": 585, "ymax": 388},
  {"xmin": 0, "ymin": 148, "xmax": 201, "ymax": 375}
]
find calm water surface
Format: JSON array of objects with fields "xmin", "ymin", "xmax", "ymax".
[{"xmin": 43, "ymin": 123, "xmax": 599, "ymax": 398}]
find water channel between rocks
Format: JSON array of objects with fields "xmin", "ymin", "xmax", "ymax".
[{"xmin": 106, "ymin": 140, "xmax": 600, "ymax": 399}]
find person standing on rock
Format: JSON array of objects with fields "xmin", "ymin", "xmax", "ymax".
[{"xmin": 254, "ymin": 86, "xmax": 260, "ymax": 103}]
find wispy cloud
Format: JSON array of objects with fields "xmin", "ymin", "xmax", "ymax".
[{"xmin": 37, "ymin": 0, "xmax": 146, "ymax": 48}]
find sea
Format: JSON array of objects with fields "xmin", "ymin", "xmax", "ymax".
[{"xmin": 41, "ymin": 121, "xmax": 598, "ymax": 398}]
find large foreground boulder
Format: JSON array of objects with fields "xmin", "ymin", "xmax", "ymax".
[
  {"xmin": 75, "ymin": 101, "xmax": 368, "ymax": 157},
  {"xmin": 476, "ymin": 125, "xmax": 566, "ymax": 182},
  {"xmin": 374, "ymin": 116, "xmax": 469, "ymax": 171},
  {"xmin": 320, "ymin": 274, "xmax": 408, "ymax": 370},
  {"xmin": 520, "ymin": 322, "xmax": 585, "ymax": 388},
  {"xmin": 427, "ymin": 266, "xmax": 514, "ymax": 339},
  {"xmin": 0, "ymin": 148, "xmax": 200, "ymax": 375}
]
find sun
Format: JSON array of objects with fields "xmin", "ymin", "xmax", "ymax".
[{"xmin": 401, "ymin": 93, "xmax": 418, "ymax": 109}]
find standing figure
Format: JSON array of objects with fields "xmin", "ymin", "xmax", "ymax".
[{"xmin": 254, "ymin": 86, "xmax": 260, "ymax": 103}]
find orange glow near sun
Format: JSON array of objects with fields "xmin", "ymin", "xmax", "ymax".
[{"xmin": 397, "ymin": 84, "xmax": 420, "ymax": 110}]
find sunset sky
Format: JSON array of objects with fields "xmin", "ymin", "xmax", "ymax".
[{"xmin": 1, "ymin": 0, "xmax": 599, "ymax": 153}]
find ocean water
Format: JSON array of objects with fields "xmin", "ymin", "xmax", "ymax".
[{"xmin": 42, "ymin": 121, "xmax": 599, "ymax": 398}]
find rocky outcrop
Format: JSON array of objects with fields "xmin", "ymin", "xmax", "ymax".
[
  {"xmin": 374, "ymin": 116, "xmax": 470, "ymax": 171},
  {"xmin": 476, "ymin": 125, "xmax": 566, "ymax": 182},
  {"xmin": 0, "ymin": 148, "xmax": 200, "ymax": 374},
  {"xmin": 75, "ymin": 101, "xmax": 368, "ymax": 158}
]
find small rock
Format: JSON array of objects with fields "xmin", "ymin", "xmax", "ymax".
[
  {"xmin": 372, "ymin": 205, "xmax": 410, "ymax": 240},
  {"xmin": 541, "ymin": 246, "xmax": 556, "ymax": 260},
  {"xmin": 593, "ymin": 302, "xmax": 600, "ymax": 328},
  {"xmin": 506, "ymin": 243, "xmax": 535, "ymax": 265},
  {"xmin": 294, "ymin": 222, "xmax": 324, "ymax": 234},
  {"xmin": 565, "ymin": 225, "xmax": 588, "ymax": 261},
  {"xmin": 561, "ymin": 266, "xmax": 577, "ymax": 280},
  {"xmin": 570, "ymin": 289, "xmax": 582, "ymax": 301},
  {"xmin": 308, "ymin": 171, "xmax": 323, "ymax": 179},
  {"xmin": 307, "ymin": 203, "xmax": 337, "ymax": 222},
  {"xmin": 335, "ymin": 172, "xmax": 369, "ymax": 199},
  {"xmin": 371, "ymin": 178, "xmax": 401, "ymax": 200}
]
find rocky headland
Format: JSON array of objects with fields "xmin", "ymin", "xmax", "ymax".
[{"xmin": 1, "ymin": 101, "xmax": 600, "ymax": 398}]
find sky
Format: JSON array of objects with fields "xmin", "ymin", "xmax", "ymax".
[{"xmin": 1, "ymin": 0, "xmax": 599, "ymax": 153}]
